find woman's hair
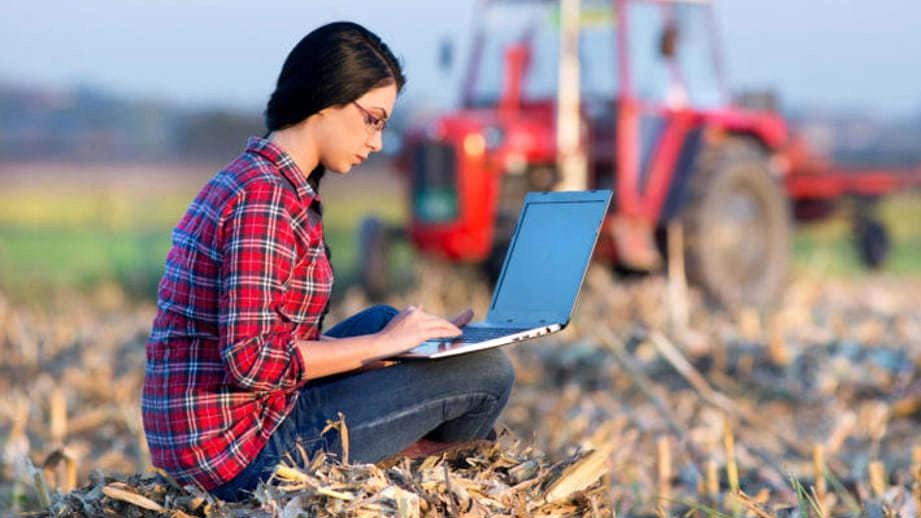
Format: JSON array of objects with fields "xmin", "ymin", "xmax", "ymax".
[{"xmin": 265, "ymin": 22, "xmax": 406, "ymax": 191}]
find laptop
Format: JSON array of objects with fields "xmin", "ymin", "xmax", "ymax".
[{"xmin": 397, "ymin": 189, "xmax": 612, "ymax": 360}]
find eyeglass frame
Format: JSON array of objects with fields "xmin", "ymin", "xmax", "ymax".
[{"xmin": 352, "ymin": 101, "xmax": 388, "ymax": 134}]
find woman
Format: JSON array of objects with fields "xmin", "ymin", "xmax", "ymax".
[{"xmin": 142, "ymin": 22, "xmax": 515, "ymax": 501}]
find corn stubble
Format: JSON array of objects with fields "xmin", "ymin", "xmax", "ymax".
[{"xmin": 3, "ymin": 263, "xmax": 921, "ymax": 516}]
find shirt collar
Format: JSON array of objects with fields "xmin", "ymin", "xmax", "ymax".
[{"xmin": 244, "ymin": 136, "xmax": 317, "ymax": 202}]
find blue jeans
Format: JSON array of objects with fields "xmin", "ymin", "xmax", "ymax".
[{"xmin": 210, "ymin": 305, "xmax": 515, "ymax": 501}]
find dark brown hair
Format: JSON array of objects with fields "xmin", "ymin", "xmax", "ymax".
[{"xmin": 265, "ymin": 22, "xmax": 406, "ymax": 191}]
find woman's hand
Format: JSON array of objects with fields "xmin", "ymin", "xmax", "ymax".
[
  {"xmin": 374, "ymin": 305, "xmax": 463, "ymax": 357},
  {"xmin": 296, "ymin": 306, "xmax": 473, "ymax": 380}
]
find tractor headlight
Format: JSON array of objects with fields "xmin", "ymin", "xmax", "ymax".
[{"xmin": 463, "ymin": 133, "xmax": 486, "ymax": 157}]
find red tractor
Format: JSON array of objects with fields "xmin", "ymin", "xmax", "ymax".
[{"xmin": 360, "ymin": 0, "xmax": 921, "ymax": 307}]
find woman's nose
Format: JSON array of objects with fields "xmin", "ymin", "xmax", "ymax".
[{"xmin": 366, "ymin": 130, "xmax": 383, "ymax": 152}]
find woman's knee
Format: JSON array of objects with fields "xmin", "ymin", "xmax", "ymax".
[
  {"xmin": 325, "ymin": 304, "xmax": 398, "ymax": 338},
  {"xmin": 362, "ymin": 304, "xmax": 399, "ymax": 329},
  {"xmin": 448, "ymin": 348, "xmax": 516, "ymax": 401},
  {"xmin": 366, "ymin": 303, "xmax": 399, "ymax": 316},
  {"xmin": 490, "ymin": 349, "xmax": 516, "ymax": 399}
]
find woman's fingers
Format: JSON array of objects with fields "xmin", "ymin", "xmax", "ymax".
[
  {"xmin": 449, "ymin": 308, "xmax": 474, "ymax": 327},
  {"xmin": 413, "ymin": 311, "xmax": 461, "ymax": 338},
  {"xmin": 381, "ymin": 305, "xmax": 461, "ymax": 351},
  {"xmin": 402, "ymin": 304, "xmax": 470, "ymax": 330}
]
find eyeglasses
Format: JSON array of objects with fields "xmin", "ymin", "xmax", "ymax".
[{"xmin": 352, "ymin": 101, "xmax": 388, "ymax": 134}]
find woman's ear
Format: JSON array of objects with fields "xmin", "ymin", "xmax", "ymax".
[{"xmin": 303, "ymin": 109, "xmax": 330, "ymax": 130}]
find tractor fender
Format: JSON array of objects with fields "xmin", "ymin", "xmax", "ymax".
[{"xmin": 659, "ymin": 129, "xmax": 779, "ymax": 222}]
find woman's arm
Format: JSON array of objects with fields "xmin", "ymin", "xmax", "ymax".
[
  {"xmin": 297, "ymin": 306, "xmax": 469, "ymax": 380},
  {"xmin": 218, "ymin": 184, "xmax": 310, "ymax": 392}
]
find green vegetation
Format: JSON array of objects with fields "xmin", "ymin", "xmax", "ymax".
[
  {"xmin": 793, "ymin": 193, "xmax": 921, "ymax": 275},
  {"xmin": 1, "ymin": 168, "xmax": 919, "ymax": 305},
  {"xmin": 0, "ymin": 182, "xmax": 190, "ymax": 303},
  {"xmin": 0, "ymin": 167, "xmax": 409, "ymax": 304}
]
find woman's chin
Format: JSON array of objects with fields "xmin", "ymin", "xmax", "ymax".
[{"xmin": 326, "ymin": 163, "xmax": 354, "ymax": 175}]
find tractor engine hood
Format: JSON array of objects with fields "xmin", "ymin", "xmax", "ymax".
[{"xmin": 420, "ymin": 107, "xmax": 558, "ymax": 166}]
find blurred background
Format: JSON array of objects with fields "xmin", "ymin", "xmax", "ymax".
[
  {"xmin": 4, "ymin": 3, "xmax": 921, "ymax": 514},
  {"xmin": 1, "ymin": 0, "xmax": 920, "ymax": 304}
]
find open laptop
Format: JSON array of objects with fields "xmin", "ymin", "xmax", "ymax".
[{"xmin": 398, "ymin": 189, "xmax": 612, "ymax": 360}]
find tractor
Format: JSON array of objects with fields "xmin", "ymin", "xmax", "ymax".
[{"xmin": 358, "ymin": 0, "xmax": 921, "ymax": 307}]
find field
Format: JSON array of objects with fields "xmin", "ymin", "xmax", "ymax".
[
  {"xmin": 2, "ymin": 160, "xmax": 921, "ymax": 516},
  {"xmin": 0, "ymin": 161, "xmax": 410, "ymax": 305},
  {"xmin": 2, "ymin": 160, "xmax": 920, "ymax": 305}
]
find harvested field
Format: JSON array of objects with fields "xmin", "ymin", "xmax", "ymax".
[{"xmin": 3, "ymin": 263, "xmax": 921, "ymax": 516}]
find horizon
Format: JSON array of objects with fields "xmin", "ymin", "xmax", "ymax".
[{"xmin": 2, "ymin": 1, "xmax": 920, "ymax": 117}]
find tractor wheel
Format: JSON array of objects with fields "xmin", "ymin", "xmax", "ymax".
[
  {"xmin": 357, "ymin": 215, "xmax": 391, "ymax": 301},
  {"xmin": 682, "ymin": 138, "xmax": 792, "ymax": 308},
  {"xmin": 854, "ymin": 215, "xmax": 890, "ymax": 269}
]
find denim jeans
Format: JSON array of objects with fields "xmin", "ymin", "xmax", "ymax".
[{"xmin": 210, "ymin": 305, "xmax": 516, "ymax": 501}]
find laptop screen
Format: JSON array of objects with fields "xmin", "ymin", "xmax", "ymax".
[{"xmin": 488, "ymin": 191, "xmax": 610, "ymax": 325}]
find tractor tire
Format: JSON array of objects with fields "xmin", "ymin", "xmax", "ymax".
[
  {"xmin": 682, "ymin": 138, "xmax": 792, "ymax": 308},
  {"xmin": 854, "ymin": 216, "xmax": 890, "ymax": 269},
  {"xmin": 357, "ymin": 215, "xmax": 391, "ymax": 301}
]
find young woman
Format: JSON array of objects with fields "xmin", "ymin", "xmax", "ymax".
[{"xmin": 142, "ymin": 22, "xmax": 515, "ymax": 501}]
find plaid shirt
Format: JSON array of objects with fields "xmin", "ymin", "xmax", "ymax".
[{"xmin": 142, "ymin": 137, "xmax": 333, "ymax": 489}]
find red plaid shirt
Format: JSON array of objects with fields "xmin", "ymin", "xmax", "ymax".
[{"xmin": 142, "ymin": 137, "xmax": 333, "ymax": 489}]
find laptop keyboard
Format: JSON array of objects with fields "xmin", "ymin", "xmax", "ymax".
[{"xmin": 453, "ymin": 326, "xmax": 523, "ymax": 343}]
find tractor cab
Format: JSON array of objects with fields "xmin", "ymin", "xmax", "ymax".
[{"xmin": 392, "ymin": 0, "xmax": 794, "ymax": 306}]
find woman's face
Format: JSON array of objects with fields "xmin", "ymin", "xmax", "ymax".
[{"xmin": 316, "ymin": 83, "xmax": 398, "ymax": 174}]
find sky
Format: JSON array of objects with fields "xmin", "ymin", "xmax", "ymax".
[{"xmin": 1, "ymin": 1, "xmax": 919, "ymax": 117}]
